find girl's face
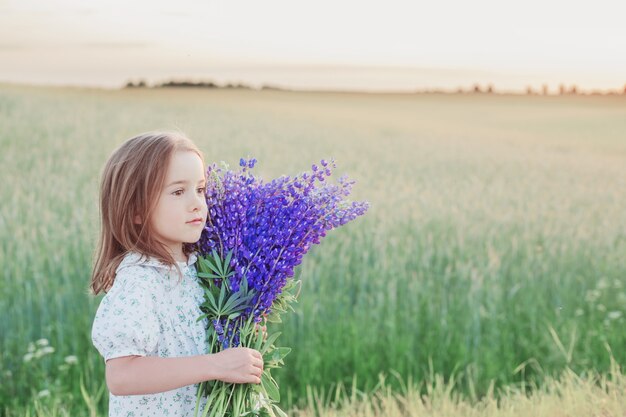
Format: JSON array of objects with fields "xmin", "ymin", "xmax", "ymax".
[{"xmin": 150, "ymin": 150, "xmax": 208, "ymax": 262}]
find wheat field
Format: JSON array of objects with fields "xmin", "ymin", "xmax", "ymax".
[{"xmin": 1, "ymin": 83, "xmax": 625, "ymax": 416}]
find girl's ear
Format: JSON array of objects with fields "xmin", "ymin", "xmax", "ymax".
[{"xmin": 134, "ymin": 215, "xmax": 142, "ymax": 225}]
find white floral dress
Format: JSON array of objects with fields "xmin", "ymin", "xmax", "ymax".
[{"xmin": 92, "ymin": 251, "xmax": 209, "ymax": 417}]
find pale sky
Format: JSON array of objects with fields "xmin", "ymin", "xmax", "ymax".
[{"xmin": 1, "ymin": 0, "xmax": 625, "ymax": 92}]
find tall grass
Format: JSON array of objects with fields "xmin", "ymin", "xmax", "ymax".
[
  {"xmin": 6, "ymin": 358, "xmax": 625, "ymax": 416},
  {"xmin": 1, "ymin": 84, "xmax": 625, "ymax": 414},
  {"xmin": 291, "ymin": 354, "xmax": 625, "ymax": 417}
]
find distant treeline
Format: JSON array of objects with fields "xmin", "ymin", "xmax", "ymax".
[
  {"xmin": 124, "ymin": 79, "xmax": 626, "ymax": 96},
  {"xmin": 125, "ymin": 80, "xmax": 256, "ymax": 90}
]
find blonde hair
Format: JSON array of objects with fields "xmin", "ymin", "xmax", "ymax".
[{"xmin": 90, "ymin": 131, "xmax": 204, "ymax": 295}]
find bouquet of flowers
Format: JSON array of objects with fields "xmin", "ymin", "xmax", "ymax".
[{"xmin": 191, "ymin": 158, "xmax": 368, "ymax": 417}]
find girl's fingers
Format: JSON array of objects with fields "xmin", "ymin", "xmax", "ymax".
[
  {"xmin": 253, "ymin": 358, "xmax": 263, "ymax": 369},
  {"xmin": 249, "ymin": 366, "xmax": 262, "ymax": 379}
]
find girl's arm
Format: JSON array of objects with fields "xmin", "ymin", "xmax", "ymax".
[{"xmin": 106, "ymin": 348, "xmax": 264, "ymax": 396}]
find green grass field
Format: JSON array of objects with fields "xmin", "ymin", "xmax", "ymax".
[{"xmin": 1, "ymin": 84, "xmax": 625, "ymax": 416}]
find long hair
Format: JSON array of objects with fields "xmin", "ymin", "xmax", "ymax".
[{"xmin": 90, "ymin": 131, "xmax": 204, "ymax": 295}]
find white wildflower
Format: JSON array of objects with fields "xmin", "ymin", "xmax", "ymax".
[
  {"xmin": 40, "ymin": 346, "xmax": 55, "ymax": 355},
  {"xmin": 37, "ymin": 389, "xmax": 50, "ymax": 398},
  {"xmin": 23, "ymin": 353, "xmax": 34, "ymax": 363},
  {"xmin": 34, "ymin": 346, "xmax": 55, "ymax": 359},
  {"xmin": 64, "ymin": 355, "xmax": 78, "ymax": 365},
  {"xmin": 35, "ymin": 338, "xmax": 49, "ymax": 347},
  {"xmin": 607, "ymin": 311, "xmax": 622, "ymax": 320}
]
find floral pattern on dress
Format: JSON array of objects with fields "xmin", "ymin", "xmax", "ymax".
[{"xmin": 92, "ymin": 251, "xmax": 209, "ymax": 417}]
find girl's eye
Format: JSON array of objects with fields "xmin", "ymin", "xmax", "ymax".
[
  {"xmin": 173, "ymin": 189, "xmax": 184, "ymax": 196},
  {"xmin": 197, "ymin": 187, "xmax": 206, "ymax": 194}
]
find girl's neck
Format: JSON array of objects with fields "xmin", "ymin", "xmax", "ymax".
[
  {"xmin": 164, "ymin": 244, "xmax": 187, "ymax": 263},
  {"xmin": 173, "ymin": 251, "xmax": 187, "ymax": 263}
]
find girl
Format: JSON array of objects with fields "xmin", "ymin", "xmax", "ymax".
[{"xmin": 90, "ymin": 131, "xmax": 264, "ymax": 417}]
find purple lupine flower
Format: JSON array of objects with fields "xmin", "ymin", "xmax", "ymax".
[
  {"xmin": 212, "ymin": 319, "xmax": 224, "ymax": 335},
  {"xmin": 190, "ymin": 158, "xmax": 368, "ymax": 345}
]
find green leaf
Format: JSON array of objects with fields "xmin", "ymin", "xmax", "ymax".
[
  {"xmin": 221, "ymin": 290, "xmax": 244, "ymax": 307},
  {"xmin": 260, "ymin": 332, "xmax": 282, "ymax": 355},
  {"xmin": 222, "ymin": 291, "xmax": 254, "ymax": 314},
  {"xmin": 217, "ymin": 282, "xmax": 226, "ymax": 309},
  {"xmin": 272, "ymin": 347, "xmax": 291, "ymax": 362},
  {"xmin": 271, "ymin": 404, "xmax": 288, "ymax": 417},
  {"xmin": 196, "ymin": 313, "xmax": 210, "ymax": 322},
  {"xmin": 203, "ymin": 290, "xmax": 219, "ymax": 315},
  {"xmin": 223, "ymin": 249, "xmax": 233, "ymax": 273},
  {"xmin": 261, "ymin": 371, "xmax": 280, "ymax": 402},
  {"xmin": 203, "ymin": 259, "xmax": 222, "ymax": 276},
  {"xmin": 211, "ymin": 249, "xmax": 224, "ymax": 276},
  {"xmin": 197, "ymin": 387, "xmax": 219, "ymax": 417},
  {"xmin": 249, "ymin": 382, "xmax": 262, "ymax": 393},
  {"xmin": 263, "ymin": 347, "xmax": 290, "ymax": 367},
  {"xmin": 254, "ymin": 329, "xmax": 265, "ymax": 351},
  {"xmin": 205, "ymin": 325, "xmax": 215, "ymax": 340},
  {"xmin": 197, "ymin": 256, "xmax": 209, "ymax": 270},
  {"xmin": 198, "ymin": 271, "xmax": 222, "ymax": 279},
  {"xmin": 198, "ymin": 256, "xmax": 213, "ymax": 272},
  {"xmin": 265, "ymin": 312, "xmax": 282, "ymax": 324}
]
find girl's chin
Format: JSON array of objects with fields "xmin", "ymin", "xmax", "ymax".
[{"xmin": 186, "ymin": 234, "xmax": 203, "ymax": 244}]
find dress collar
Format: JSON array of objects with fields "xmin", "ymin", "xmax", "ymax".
[{"xmin": 116, "ymin": 251, "xmax": 198, "ymax": 274}]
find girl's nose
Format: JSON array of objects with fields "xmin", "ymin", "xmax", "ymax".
[{"xmin": 192, "ymin": 192, "xmax": 205, "ymax": 211}]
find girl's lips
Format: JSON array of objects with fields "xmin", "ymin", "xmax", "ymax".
[{"xmin": 187, "ymin": 219, "xmax": 203, "ymax": 225}]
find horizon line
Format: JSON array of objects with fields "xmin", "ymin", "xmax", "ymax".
[{"xmin": 2, "ymin": 79, "xmax": 626, "ymax": 97}]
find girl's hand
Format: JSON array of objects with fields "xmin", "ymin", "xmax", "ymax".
[{"xmin": 207, "ymin": 347, "xmax": 264, "ymax": 384}]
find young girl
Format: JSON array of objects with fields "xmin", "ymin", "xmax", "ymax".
[{"xmin": 90, "ymin": 131, "xmax": 264, "ymax": 417}]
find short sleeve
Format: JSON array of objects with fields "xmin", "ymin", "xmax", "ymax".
[{"xmin": 91, "ymin": 266, "xmax": 160, "ymax": 362}]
